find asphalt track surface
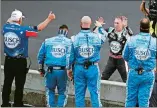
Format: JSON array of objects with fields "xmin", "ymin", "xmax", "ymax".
[{"xmin": 1, "ymin": 1, "xmax": 145, "ymax": 82}]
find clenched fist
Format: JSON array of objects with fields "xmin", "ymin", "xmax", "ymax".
[
  {"xmin": 7, "ymin": 18, "xmax": 12, "ymax": 23},
  {"xmin": 67, "ymin": 69, "xmax": 73, "ymax": 81},
  {"xmin": 142, "ymin": 0, "xmax": 145, "ymax": 3},
  {"xmin": 47, "ymin": 11, "xmax": 56, "ymax": 21}
]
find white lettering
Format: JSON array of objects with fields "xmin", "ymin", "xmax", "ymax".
[
  {"xmin": 79, "ymin": 44, "xmax": 95, "ymax": 58},
  {"xmin": 110, "ymin": 41, "xmax": 121, "ymax": 53},
  {"xmin": 4, "ymin": 32, "xmax": 20, "ymax": 49},
  {"xmin": 135, "ymin": 47, "xmax": 150, "ymax": 60},
  {"xmin": 51, "ymin": 45, "xmax": 66, "ymax": 58}
]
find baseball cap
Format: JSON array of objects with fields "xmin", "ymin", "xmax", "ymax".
[
  {"xmin": 10, "ymin": 9, "xmax": 25, "ymax": 21},
  {"xmin": 81, "ymin": 16, "xmax": 91, "ymax": 23}
]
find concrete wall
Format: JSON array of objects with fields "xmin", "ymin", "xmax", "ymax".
[{"xmin": 1, "ymin": 65, "xmax": 126, "ymax": 106}]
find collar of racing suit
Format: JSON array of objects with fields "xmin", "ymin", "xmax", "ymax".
[
  {"xmin": 8, "ymin": 22, "xmax": 20, "ymax": 26},
  {"xmin": 139, "ymin": 32, "xmax": 150, "ymax": 36},
  {"xmin": 140, "ymin": 29, "xmax": 149, "ymax": 33},
  {"xmin": 80, "ymin": 28, "xmax": 91, "ymax": 33},
  {"xmin": 81, "ymin": 28, "xmax": 90, "ymax": 30}
]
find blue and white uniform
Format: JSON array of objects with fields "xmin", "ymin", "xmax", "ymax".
[
  {"xmin": 66, "ymin": 27, "xmax": 108, "ymax": 107},
  {"xmin": 123, "ymin": 32, "xmax": 157, "ymax": 107},
  {"xmin": 37, "ymin": 33, "xmax": 71, "ymax": 107},
  {"xmin": 3, "ymin": 22, "xmax": 38, "ymax": 57},
  {"xmin": 2, "ymin": 22, "xmax": 38, "ymax": 107}
]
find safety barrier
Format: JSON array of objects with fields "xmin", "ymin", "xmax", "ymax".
[{"xmin": 1, "ymin": 65, "xmax": 126, "ymax": 106}]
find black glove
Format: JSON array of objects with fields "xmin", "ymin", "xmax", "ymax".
[
  {"xmin": 38, "ymin": 69, "xmax": 45, "ymax": 77},
  {"xmin": 38, "ymin": 64, "xmax": 45, "ymax": 77}
]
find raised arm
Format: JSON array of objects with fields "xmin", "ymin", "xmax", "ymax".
[
  {"xmin": 121, "ymin": 16, "xmax": 134, "ymax": 36},
  {"xmin": 140, "ymin": 0, "xmax": 149, "ymax": 16},
  {"xmin": 93, "ymin": 17, "xmax": 108, "ymax": 44},
  {"xmin": 37, "ymin": 11, "xmax": 56, "ymax": 31}
]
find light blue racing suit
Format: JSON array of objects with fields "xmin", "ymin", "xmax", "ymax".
[
  {"xmin": 123, "ymin": 32, "xmax": 157, "ymax": 107},
  {"xmin": 66, "ymin": 27, "xmax": 108, "ymax": 107},
  {"xmin": 37, "ymin": 34, "xmax": 72, "ymax": 107}
]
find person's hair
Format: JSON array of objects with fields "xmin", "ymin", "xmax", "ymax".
[
  {"xmin": 115, "ymin": 16, "xmax": 127, "ymax": 22},
  {"xmin": 59, "ymin": 24, "xmax": 68, "ymax": 30},
  {"xmin": 115, "ymin": 16, "xmax": 123, "ymax": 21},
  {"xmin": 140, "ymin": 18, "xmax": 150, "ymax": 33}
]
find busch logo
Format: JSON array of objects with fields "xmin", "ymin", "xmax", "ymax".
[
  {"xmin": 4, "ymin": 32, "xmax": 20, "ymax": 49},
  {"xmin": 79, "ymin": 44, "xmax": 94, "ymax": 58},
  {"xmin": 51, "ymin": 45, "xmax": 66, "ymax": 58},
  {"xmin": 110, "ymin": 41, "xmax": 121, "ymax": 53},
  {"xmin": 135, "ymin": 47, "xmax": 150, "ymax": 60}
]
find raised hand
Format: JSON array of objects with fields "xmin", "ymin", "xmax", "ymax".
[
  {"xmin": 97, "ymin": 17, "xmax": 105, "ymax": 25},
  {"xmin": 47, "ymin": 11, "xmax": 56, "ymax": 21}
]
